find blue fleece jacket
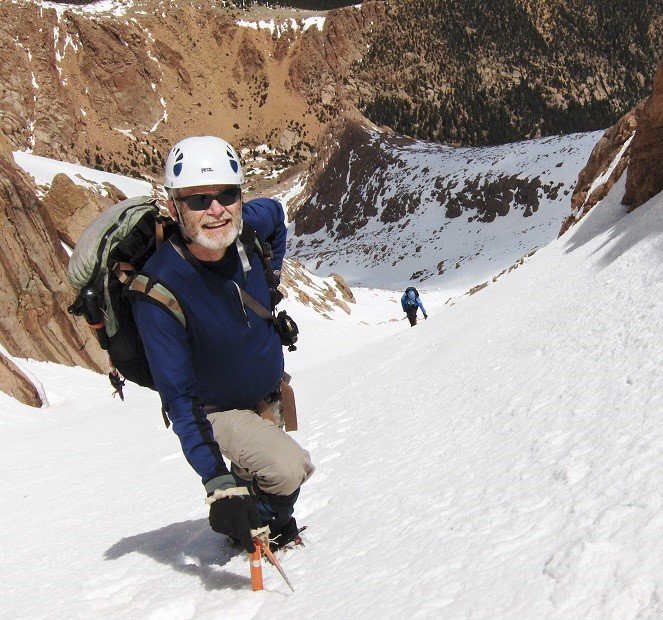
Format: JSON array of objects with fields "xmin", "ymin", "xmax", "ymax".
[
  {"xmin": 132, "ymin": 198, "xmax": 286, "ymax": 485},
  {"xmin": 401, "ymin": 291, "xmax": 426, "ymax": 315}
]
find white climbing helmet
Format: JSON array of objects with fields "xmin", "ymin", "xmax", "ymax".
[{"xmin": 163, "ymin": 136, "xmax": 244, "ymax": 190}]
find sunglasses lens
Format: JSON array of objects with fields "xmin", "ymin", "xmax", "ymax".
[
  {"xmin": 182, "ymin": 194, "xmax": 211, "ymax": 210},
  {"xmin": 181, "ymin": 187, "xmax": 241, "ymax": 210},
  {"xmin": 216, "ymin": 187, "xmax": 241, "ymax": 206}
]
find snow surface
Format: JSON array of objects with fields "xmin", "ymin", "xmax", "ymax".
[
  {"xmin": 236, "ymin": 16, "xmax": 325, "ymax": 37},
  {"xmin": 20, "ymin": 0, "xmax": 133, "ymax": 19},
  {"xmin": 290, "ymin": 131, "xmax": 603, "ymax": 292},
  {"xmin": 3, "ymin": 149, "xmax": 663, "ymax": 618},
  {"xmin": 12, "ymin": 151, "xmax": 153, "ymax": 198}
]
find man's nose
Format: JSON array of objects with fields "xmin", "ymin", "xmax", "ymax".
[{"xmin": 206, "ymin": 198, "xmax": 227, "ymax": 215}]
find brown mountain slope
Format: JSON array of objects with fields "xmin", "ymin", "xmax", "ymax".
[
  {"xmin": 1, "ymin": 0, "xmax": 659, "ymax": 186},
  {"xmin": 352, "ymin": 0, "xmax": 662, "ymax": 145},
  {"xmin": 0, "ymin": 1, "xmax": 384, "ymax": 184}
]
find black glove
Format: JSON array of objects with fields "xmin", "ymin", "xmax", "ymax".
[
  {"xmin": 209, "ymin": 494, "xmax": 262, "ymax": 552},
  {"xmin": 424, "ymin": 313, "xmax": 428, "ymax": 319}
]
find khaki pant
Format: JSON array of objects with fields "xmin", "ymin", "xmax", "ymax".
[{"xmin": 208, "ymin": 408, "xmax": 314, "ymax": 496}]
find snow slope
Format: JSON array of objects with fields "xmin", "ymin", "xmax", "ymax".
[
  {"xmin": 291, "ymin": 131, "xmax": 602, "ymax": 292},
  {"xmin": 12, "ymin": 151, "xmax": 153, "ymax": 198},
  {"xmin": 1, "ymin": 168, "xmax": 662, "ymax": 617}
]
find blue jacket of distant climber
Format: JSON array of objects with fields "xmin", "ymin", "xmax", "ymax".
[
  {"xmin": 132, "ymin": 198, "xmax": 286, "ymax": 486},
  {"xmin": 401, "ymin": 288, "xmax": 426, "ymax": 315}
]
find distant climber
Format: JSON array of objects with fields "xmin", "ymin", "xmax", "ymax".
[{"xmin": 401, "ymin": 287, "xmax": 427, "ymax": 326}]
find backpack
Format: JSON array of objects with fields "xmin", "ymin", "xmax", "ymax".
[
  {"xmin": 67, "ymin": 195, "xmax": 289, "ymax": 400},
  {"xmin": 404, "ymin": 286, "xmax": 419, "ymax": 306},
  {"xmin": 68, "ymin": 196, "xmax": 181, "ymax": 396}
]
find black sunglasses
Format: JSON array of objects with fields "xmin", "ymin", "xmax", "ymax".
[{"xmin": 176, "ymin": 186, "xmax": 242, "ymax": 211}]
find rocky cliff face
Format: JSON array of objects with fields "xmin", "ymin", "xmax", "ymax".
[
  {"xmin": 560, "ymin": 57, "xmax": 663, "ymax": 234},
  {"xmin": 0, "ymin": 150, "xmax": 106, "ymax": 381},
  {"xmin": 623, "ymin": 59, "xmax": 663, "ymax": 211},
  {"xmin": 0, "ymin": 352, "xmax": 42, "ymax": 408},
  {"xmin": 558, "ymin": 108, "xmax": 639, "ymax": 235},
  {"xmin": 41, "ymin": 173, "xmax": 123, "ymax": 248}
]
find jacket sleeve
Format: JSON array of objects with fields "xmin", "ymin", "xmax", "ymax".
[
  {"xmin": 132, "ymin": 298, "xmax": 229, "ymax": 485},
  {"xmin": 417, "ymin": 298, "xmax": 427, "ymax": 314},
  {"xmin": 401, "ymin": 293, "xmax": 408, "ymax": 311},
  {"xmin": 242, "ymin": 198, "xmax": 287, "ymax": 272}
]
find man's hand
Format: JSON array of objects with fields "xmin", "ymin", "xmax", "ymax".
[
  {"xmin": 208, "ymin": 489, "xmax": 262, "ymax": 552},
  {"xmin": 424, "ymin": 313, "xmax": 428, "ymax": 319}
]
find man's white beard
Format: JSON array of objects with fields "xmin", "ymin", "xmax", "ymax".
[
  {"xmin": 182, "ymin": 211, "xmax": 242, "ymax": 252},
  {"xmin": 190, "ymin": 220, "xmax": 240, "ymax": 251}
]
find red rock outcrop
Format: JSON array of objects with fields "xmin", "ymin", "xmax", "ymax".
[
  {"xmin": 623, "ymin": 58, "xmax": 663, "ymax": 210},
  {"xmin": 0, "ymin": 351, "xmax": 42, "ymax": 408},
  {"xmin": 559, "ymin": 57, "xmax": 663, "ymax": 235},
  {"xmin": 41, "ymin": 173, "xmax": 123, "ymax": 247},
  {"xmin": 558, "ymin": 108, "xmax": 639, "ymax": 235},
  {"xmin": 0, "ymin": 152, "xmax": 106, "ymax": 375}
]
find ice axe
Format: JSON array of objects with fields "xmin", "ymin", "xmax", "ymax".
[{"xmin": 248, "ymin": 528, "xmax": 295, "ymax": 592}]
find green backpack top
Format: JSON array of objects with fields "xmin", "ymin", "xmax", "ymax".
[{"xmin": 67, "ymin": 196, "xmax": 184, "ymax": 397}]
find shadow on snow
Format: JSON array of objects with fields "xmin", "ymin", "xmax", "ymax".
[
  {"xmin": 104, "ymin": 518, "xmax": 249, "ymax": 591},
  {"xmin": 563, "ymin": 185, "xmax": 663, "ymax": 270}
]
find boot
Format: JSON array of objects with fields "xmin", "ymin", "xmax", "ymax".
[{"xmin": 269, "ymin": 517, "xmax": 302, "ymax": 551}]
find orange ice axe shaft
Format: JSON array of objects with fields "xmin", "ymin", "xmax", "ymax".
[
  {"xmin": 249, "ymin": 544, "xmax": 263, "ymax": 591},
  {"xmin": 254, "ymin": 537, "xmax": 295, "ymax": 593}
]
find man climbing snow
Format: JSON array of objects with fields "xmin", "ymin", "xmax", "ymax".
[
  {"xmin": 132, "ymin": 135, "xmax": 314, "ymax": 554},
  {"xmin": 401, "ymin": 286, "xmax": 427, "ymax": 326}
]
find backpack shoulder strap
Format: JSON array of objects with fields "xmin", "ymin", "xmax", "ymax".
[
  {"xmin": 238, "ymin": 287, "xmax": 274, "ymax": 322},
  {"xmin": 112, "ymin": 262, "xmax": 187, "ymax": 329},
  {"xmin": 235, "ymin": 226, "xmax": 282, "ymax": 309}
]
